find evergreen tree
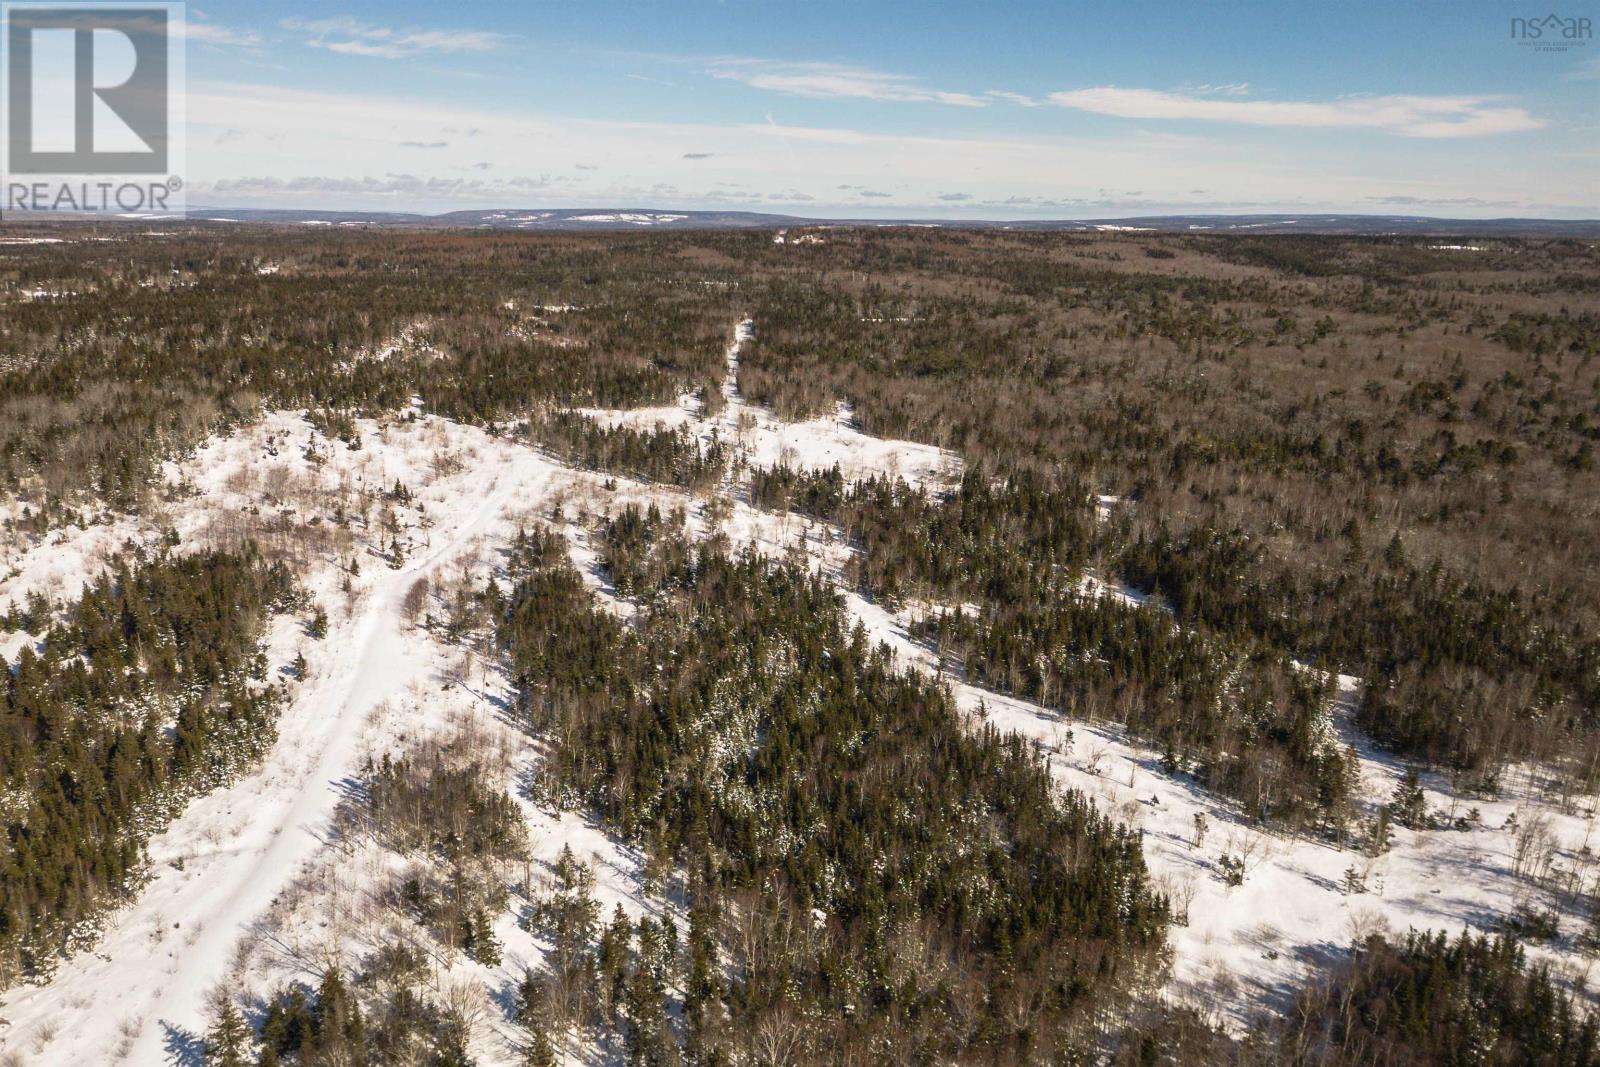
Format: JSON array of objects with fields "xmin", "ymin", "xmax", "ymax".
[
  {"xmin": 204, "ymin": 996, "xmax": 252, "ymax": 1067},
  {"xmin": 1391, "ymin": 768, "xmax": 1430, "ymax": 830}
]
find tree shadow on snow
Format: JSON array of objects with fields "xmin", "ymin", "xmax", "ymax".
[{"xmin": 161, "ymin": 1020, "xmax": 206, "ymax": 1067}]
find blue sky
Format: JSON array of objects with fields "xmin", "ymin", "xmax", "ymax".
[{"xmin": 178, "ymin": 0, "xmax": 1599, "ymax": 216}]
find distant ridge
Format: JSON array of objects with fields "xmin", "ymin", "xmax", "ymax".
[{"xmin": 23, "ymin": 206, "xmax": 1600, "ymax": 237}]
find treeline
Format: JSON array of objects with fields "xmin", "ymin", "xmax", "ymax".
[
  {"xmin": 1279, "ymin": 930, "xmax": 1600, "ymax": 1066},
  {"xmin": 751, "ymin": 453, "xmax": 1595, "ymax": 789},
  {"xmin": 495, "ymin": 511, "xmax": 1169, "ymax": 1062},
  {"xmin": 924, "ymin": 599, "xmax": 1352, "ymax": 828},
  {"xmin": 752, "ymin": 451, "xmax": 1592, "ymax": 802},
  {"xmin": 1119, "ymin": 524, "xmax": 1600, "ymax": 778},
  {"xmin": 749, "ymin": 463, "xmax": 1099, "ymax": 607},
  {"xmin": 206, "ymin": 925, "xmax": 1600, "ymax": 1067},
  {"xmin": 0, "ymin": 546, "xmax": 295, "ymax": 983},
  {"xmin": 1114, "ymin": 929, "xmax": 1600, "ymax": 1066},
  {"xmin": 747, "ymin": 445, "xmax": 1585, "ymax": 813},
  {"xmin": 524, "ymin": 411, "xmax": 727, "ymax": 490}
]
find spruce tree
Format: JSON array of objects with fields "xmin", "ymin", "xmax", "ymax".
[{"xmin": 203, "ymin": 996, "xmax": 251, "ymax": 1067}]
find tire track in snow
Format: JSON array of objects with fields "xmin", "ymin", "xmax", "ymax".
[{"xmin": 1, "ymin": 472, "xmax": 531, "ymax": 1065}]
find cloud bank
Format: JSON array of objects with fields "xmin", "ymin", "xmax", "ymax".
[{"xmin": 1048, "ymin": 87, "xmax": 1544, "ymax": 138}]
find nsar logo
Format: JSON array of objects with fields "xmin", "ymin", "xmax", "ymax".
[{"xmin": 1510, "ymin": 12, "xmax": 1593, "ymax": 52}]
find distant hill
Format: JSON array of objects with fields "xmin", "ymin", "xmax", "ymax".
[
  {"xmin": 204, "ymin": 209, "xmax": 1600, "ymax": 237},
  {"xmin": 18, "ymin": 206, "xmax": 1600, "ymax": 237},
  {"xmin": 186, "ymin": 208, "xmax": 814, "ymax": 230},
  {"xmin": 997, "ymin": 214, "xmax": 1600, "ymax": 237}
]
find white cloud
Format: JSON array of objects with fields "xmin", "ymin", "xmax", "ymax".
[
  {"xmin": 282, "ymin": 17, "xmax": 509, "ymax": 60},
  {"xmin": 181, "ymin": 21, "xmax": 261, "ymax": 47},
  {"xmin": 708, "ymin": 59, "xmax": 988, "ymax": 107},
  {"xmin": 1049, "ymin": 87, "xmax": 1545, "ymax": 138},
  {"xmin": 1567, "ymin": 56, "xmax": 1600, "ymax": 80},
  {"xmin": 986, "ymin": 90, "xmax": 1041, "ymax": 108}
]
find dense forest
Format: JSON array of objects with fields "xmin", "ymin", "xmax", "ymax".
[
  {"xmin": 8, "ymin": 231, "xmax": 1595, "ymax": 786},
  {"xmin": 1, "ymin": 223, "xmax": 1597, "ymax": 1064},
  {"xmin": 495, "ymin": 514, "xmax": 1170, "ymax": 1063},
  {"xmin": 731, "ymin": 231, "xmax": 1599, "ymax": 783},
  {"xmin": 750, "ymin": 464, "xmax": 1355, "ymax": 829}
]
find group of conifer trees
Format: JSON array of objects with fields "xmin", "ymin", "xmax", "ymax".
[
  {"xmin": 490, "ymin": 511, "xmax": 1170, "ymax": 1063},
  {"xmin": 750, "ymin": 463, "xmax": 1357, "ymax": 829},
  {"xmin": 1115, "ymin": 929, "xmax": 1600, "ymax": 1065},
  {"xmin": 0, "ymin": 544, "xmax": 294, "ymax": 983},
  {"xmin": 525, "ymin": 411, "xmax": 728, "ymax": 490}
]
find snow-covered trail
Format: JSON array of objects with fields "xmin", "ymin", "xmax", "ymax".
[
  {"xmin": 578, "ymin": 317, "xmax": 956, "ymax": 491},
  {"xmin": 0, "ymin": 471, "xmax": 532, "ymax": 1063}
]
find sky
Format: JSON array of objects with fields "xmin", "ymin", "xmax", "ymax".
[{"xmin": 169, "ymin": 0, "xmax": 1599, "ymax": 217}]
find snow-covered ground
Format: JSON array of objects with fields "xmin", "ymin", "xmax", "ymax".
[
  {"xmin": 3, "ymin": 319, "xmax": 1598, "ymax": 1062},
  {"xmin": 578, "ymin": 318, "xmax": 955, "ymax": 490},
  {"xmin": 0, "ymin": 413, "xmax": 557, "ymax": 1063}
]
